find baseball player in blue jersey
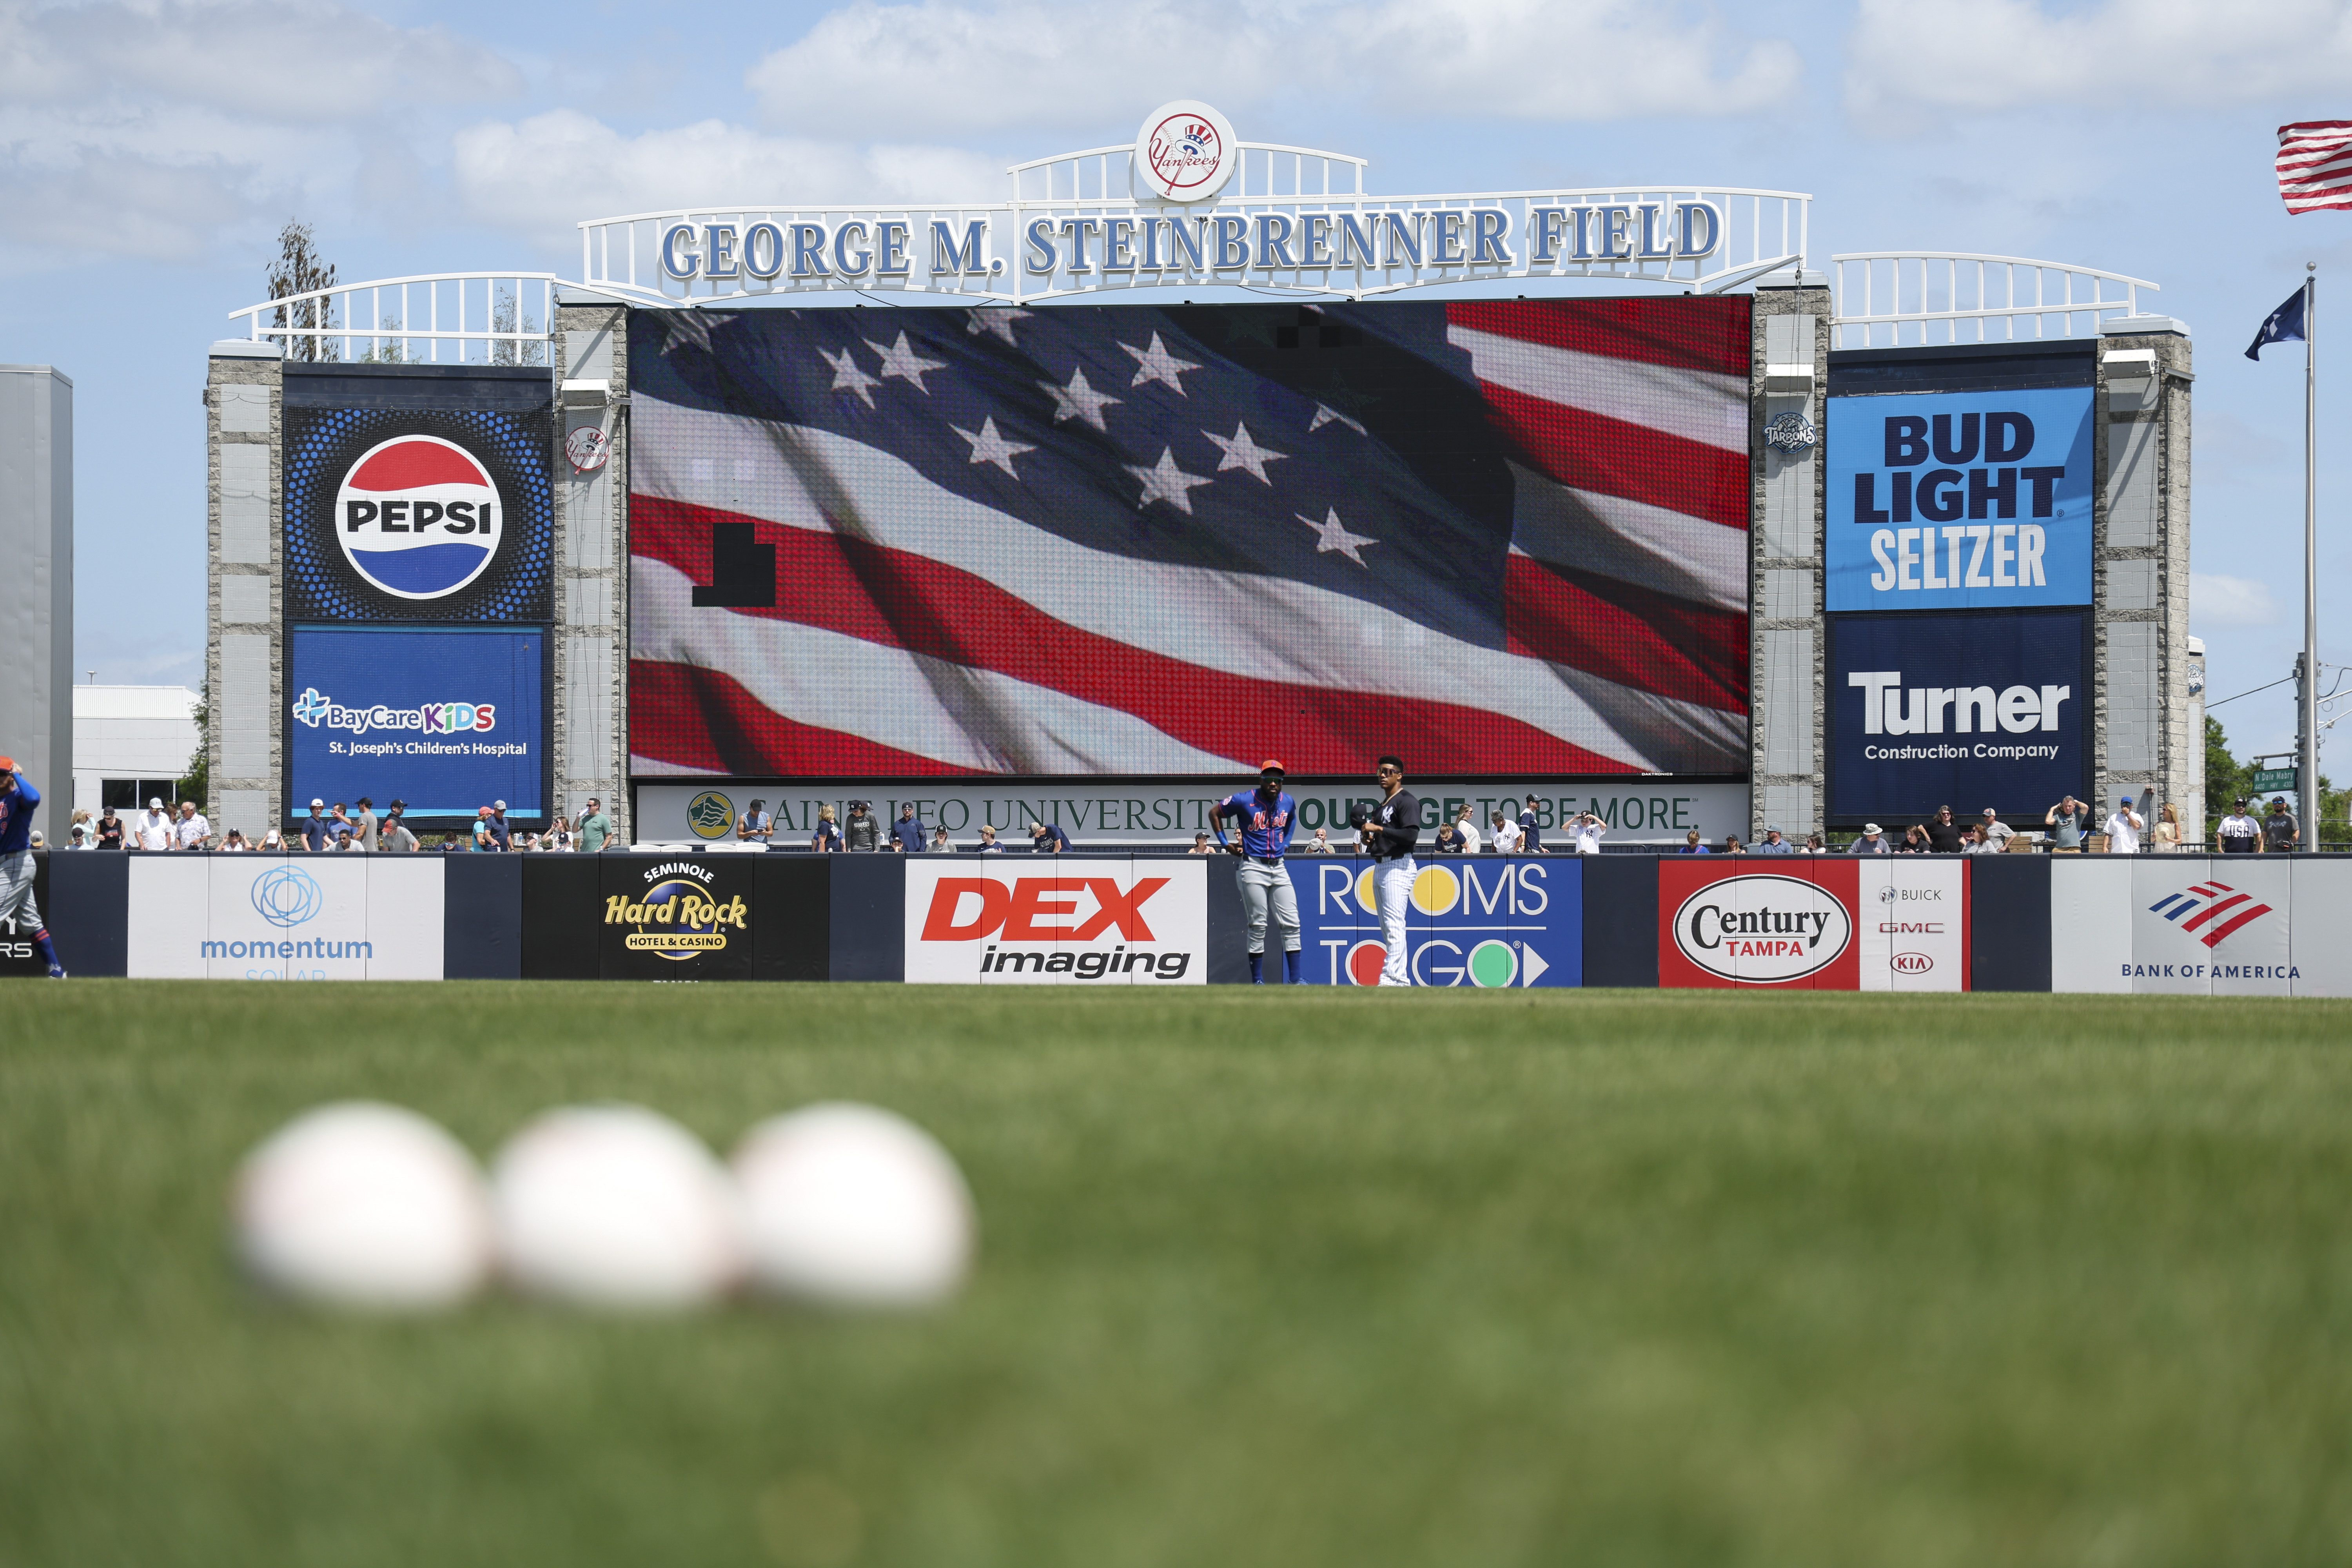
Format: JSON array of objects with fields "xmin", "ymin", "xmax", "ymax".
[
  {"xmin": 1209, "ymin": 759, "xmax": 1302, "ymax": 984},
  {"xmin": 0, "ymin": 757, "xmax": 65, "ymax": 978}
]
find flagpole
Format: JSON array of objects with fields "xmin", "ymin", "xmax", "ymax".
[{"xmin": 2302, "ymin": 263, "xmax": 2319, "ymax": 848}]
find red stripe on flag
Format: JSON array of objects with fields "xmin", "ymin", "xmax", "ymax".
[
  {"xmin": 1446, "ymin": 298, "xmax": 1752, "ymax": 379},
  {"xmin": 1474, "ymin": 379, "xmax": 1749, "ymax": 528},
  {"xmin": 628, "ymin": 661, "xmax": 989, "ymax": 777},
  {"xmin": 632, "ymin": 498, "xmax": 1644, "ymax": 774},
  {"xmin": 1503, "ymin": 552, "xmax": 1748, "ymax": 712}
]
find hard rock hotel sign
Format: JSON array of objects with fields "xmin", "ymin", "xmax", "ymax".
[{"xmin": 575, "ymin": 100, "xmax": 1812, "ymax": 306}]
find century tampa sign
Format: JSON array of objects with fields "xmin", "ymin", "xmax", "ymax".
[{"xmin": 580, "ymin": 101, "xmax": 1807, "ymax": 306}]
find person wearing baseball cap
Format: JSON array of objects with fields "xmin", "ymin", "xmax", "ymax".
[
  {"xmin": 2102, "ymin": 794, "xmax": 2143, "ymax": 855},
  {"xmin": 2263, "ymin": 795, "xmax": 2300, "ymax": 853},
  {"xmin": 293, "ymin": 799, "xmax": 328, "ymax": 853},
  {"xmin": 2216, "ymin": 796, "xmax": 2261, "ymax": 853},
  {"xmin": 1209, "ymin": 759, "xmax": 1302, "ymax": 983},
  {"xmin": 0, "ymin": 756, "xmax": 65, "ymax": 976},
  {"xmin": 487, "ymin": 799, "xmax": 511, "ymax": 851}
]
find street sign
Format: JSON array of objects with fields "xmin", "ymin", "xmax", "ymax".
[{"xmin": 2252, "ymin": 767, "xmax": 2298, "ymax": 795}]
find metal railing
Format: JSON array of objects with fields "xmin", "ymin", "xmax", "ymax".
[
  {"xmin": 1007, "ymin": 140, "xmax": 1368, "ymax": 204},
  {"xmin": 227, "ymin": 273, "xmax": 561, "ymax": 363},
  {"xmin": 1830, "ymin": 252, "xmax": 2159, "ymax": 348}
]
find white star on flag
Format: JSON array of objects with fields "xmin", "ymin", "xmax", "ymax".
[
  {"xmin": 864, "ymin": 332, "xmax": 949, "ymax": 393},
  {"xmin": 1040, "ymin": 365, "xmax": 1121, "ymax": 431},
  {"xmin": 660, "ymin": 310, "xmax": 730, "ymax": 359},
  {"xmin": 818, "ymin": 346, "xmax": 879, "ymax": 408},
  {"xmin": 965, "ymin": 307, "xmax": 1032, "ymax": 346},
  {"xmin": 950, "ymin": 416, "xmax": 1036, "ymax": 477},
  {"xmin": 1203, "ymin": 421, "xmax": 1287, "ymax": 483},
  {"xmin": 1120, "ymin": 332, "xmax": 1203, "ymax": 395},
  {"xmin": 1297, "ymin": 506, "xmax": 1377, "ymax": 565},
  {"xmin": 1309, "ymin": 403, "xmax": 1367, "ymax": 436},
  {"xmin": 1125, "ymin": 446, "xmax": 1215, "ymax": 514}
]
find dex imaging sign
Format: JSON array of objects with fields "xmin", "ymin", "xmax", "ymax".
[
  {"xmin": 1827, "ymin": 611, "xmax": 2090, "ymax": 820},
  {"xmin": 904, "ymin": 862, "xmax": 1207, "ymax": 984},
  {"xmin": 1827, "ymin": 388, "xmax": 2094, "ymax": 610}
]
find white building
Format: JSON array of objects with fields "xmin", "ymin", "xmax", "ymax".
[{"xmin": 74, "ymin": 684, "xmax": 199, "ymax": 815}]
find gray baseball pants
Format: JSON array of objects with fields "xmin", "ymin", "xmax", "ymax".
[{"xmin": 1237, "ymin": 859, "xmax": 1300, "ymax": 954}]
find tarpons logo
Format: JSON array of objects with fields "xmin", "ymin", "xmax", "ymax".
[
  {"xmin": 685, "ymin": 791, "xmax": 735, "ymax": 840},
  {"xmin": 336, "ymin": 434, "xmax": 503, "ymax": 599},
  {"xmin": 291, "ymin": 687, "xmax": 497, "ymax": 737},
  {"xmin": 1671, "ymin": 873, "xmax": 1853, "ymax": 984}
]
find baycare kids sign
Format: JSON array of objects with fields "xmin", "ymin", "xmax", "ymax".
[
  {"xmin": 1658, "ymin": 860, "xmax": 1967, "ymax": 991},
  {"xmin": 904, "ymin": 862, "xmax": 1207, "ymax": 984}
]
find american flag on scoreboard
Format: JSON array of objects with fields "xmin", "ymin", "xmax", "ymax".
[
  {"xmin": 626, "ymin": 296, "xmax": 1750, "ymax": 779},
  {"xmin": 2277, "ymin": 120, "xmax": 2352, "ymax": 214}
]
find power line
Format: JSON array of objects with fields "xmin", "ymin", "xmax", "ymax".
[{"xmin": 2207, "ymin": 675, "xmax": 2295, "ymax": 710}]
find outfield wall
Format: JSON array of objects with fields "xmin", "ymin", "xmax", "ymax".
[{"xmin": 8, "ymin": 851, "xmax": 2341, "ymax": 995}]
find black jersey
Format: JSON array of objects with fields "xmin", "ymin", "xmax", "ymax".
[{"xmin": 1365, "ymin": 789, "xmax": 1421, "ymax": 861}]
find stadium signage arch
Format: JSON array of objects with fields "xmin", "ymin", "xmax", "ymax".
[{"xmin": 578, "ymin": 101, "xmax": 1809, "ymax": 306}]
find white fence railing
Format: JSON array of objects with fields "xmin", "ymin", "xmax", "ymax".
[
  {"xmin": 227, "ymin": 273, "xmax": 561, "ymax": 364},
  {"xmin": 1831, "ymin": 253, "xmax": 2158, "ymax": 348}
]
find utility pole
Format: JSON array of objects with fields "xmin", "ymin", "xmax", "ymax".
[{"xmin": 2300, "ymin": 264, "xmax": 2320, "ymax": 847}]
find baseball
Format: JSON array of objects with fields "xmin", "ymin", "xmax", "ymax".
[
  {"xmin": 231, "ymin": 1102, "xmax": 494, "ymax": 1310},
  {"xmin": 491, "ymin": 1105, "xmax": 742, "ymax": 1308},
  {"xmin": 732, "ymin": 1103, "xmax": 974, "ymax": 1308}
]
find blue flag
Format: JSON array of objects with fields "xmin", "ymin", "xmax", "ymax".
[{"xmin": 2247, "ymin": 285, "xmax": 2308, "ymax": 359}]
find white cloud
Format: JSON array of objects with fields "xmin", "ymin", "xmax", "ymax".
[
  {"xmin": 0, "ymin": 0, "xmax": 520, "ymax": 267},
  {"xmin": 451, "ymin": 111, "xmax": 1003, "ymax": 244},
  {"xmin": 1848, "ymin": 0, "xmax": 2352, "ymax": 122},
  {"xmin": 2194, "ymin": 573, "xmax": 2285, "ymax": 628},
  {"xmin": 0, "ymin": 0, "xmax": 519, "ymax": 121},
  {"xmin": 746, "ymin": 0, "xmax": 1802, "ymax": 137}
]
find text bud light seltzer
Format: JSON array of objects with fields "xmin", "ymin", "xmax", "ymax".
[{"xmin": 336, "ymin": 434, "xmax": 502, "ymax": 599}]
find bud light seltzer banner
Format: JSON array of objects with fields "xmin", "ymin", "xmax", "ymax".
[
  {"xmin": 1826, "ymin": 386, "xmax": 2093, "ymax": 612},
  {"xmin": 281, "ymin": 367, "xmax": 553, "ymax": 622}
]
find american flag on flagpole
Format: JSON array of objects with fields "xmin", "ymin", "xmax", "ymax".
[
  {"xmin": 626, "ymin": 297, "xmax": 1751, "ymax": 780},
  {"xmin": 2277, "ymin": 120, "xmax": 2352, "ymax": 214}
]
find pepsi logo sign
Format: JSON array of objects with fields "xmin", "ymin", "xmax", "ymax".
[{"xmin": 336, "ymin": 434, "xmax": 502, "ymax": 600}]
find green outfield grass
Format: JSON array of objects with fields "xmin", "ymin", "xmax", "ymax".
[{"xmin": 3, "ymin": 984, "xmax": 2350, "ymax": 1568}]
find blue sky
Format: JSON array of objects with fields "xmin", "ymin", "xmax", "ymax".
[{"xmin": 7, "ymin": 0, "xmax": 2350, "ymax": 765}]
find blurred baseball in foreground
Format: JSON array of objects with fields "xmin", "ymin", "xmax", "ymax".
[
  {"xmin": 732, "ymin": 1103, "xmax": 974, "ymax": 1307},
  {"xmin": 492, "ymin": 1105, "xmax": 742, "ymax": 1308},
  {"xmin": 232, "ymin": 1102, "xmax": 493, "ymax": 1310}
]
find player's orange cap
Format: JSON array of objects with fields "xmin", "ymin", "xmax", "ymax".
[
  {"xmin": 1259, "ymin": 758, "xmax": 1285, "ymax": 775},
  {"xmin": 0, "ymin": 756, "xmax": 14, "ymax": 773}
]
